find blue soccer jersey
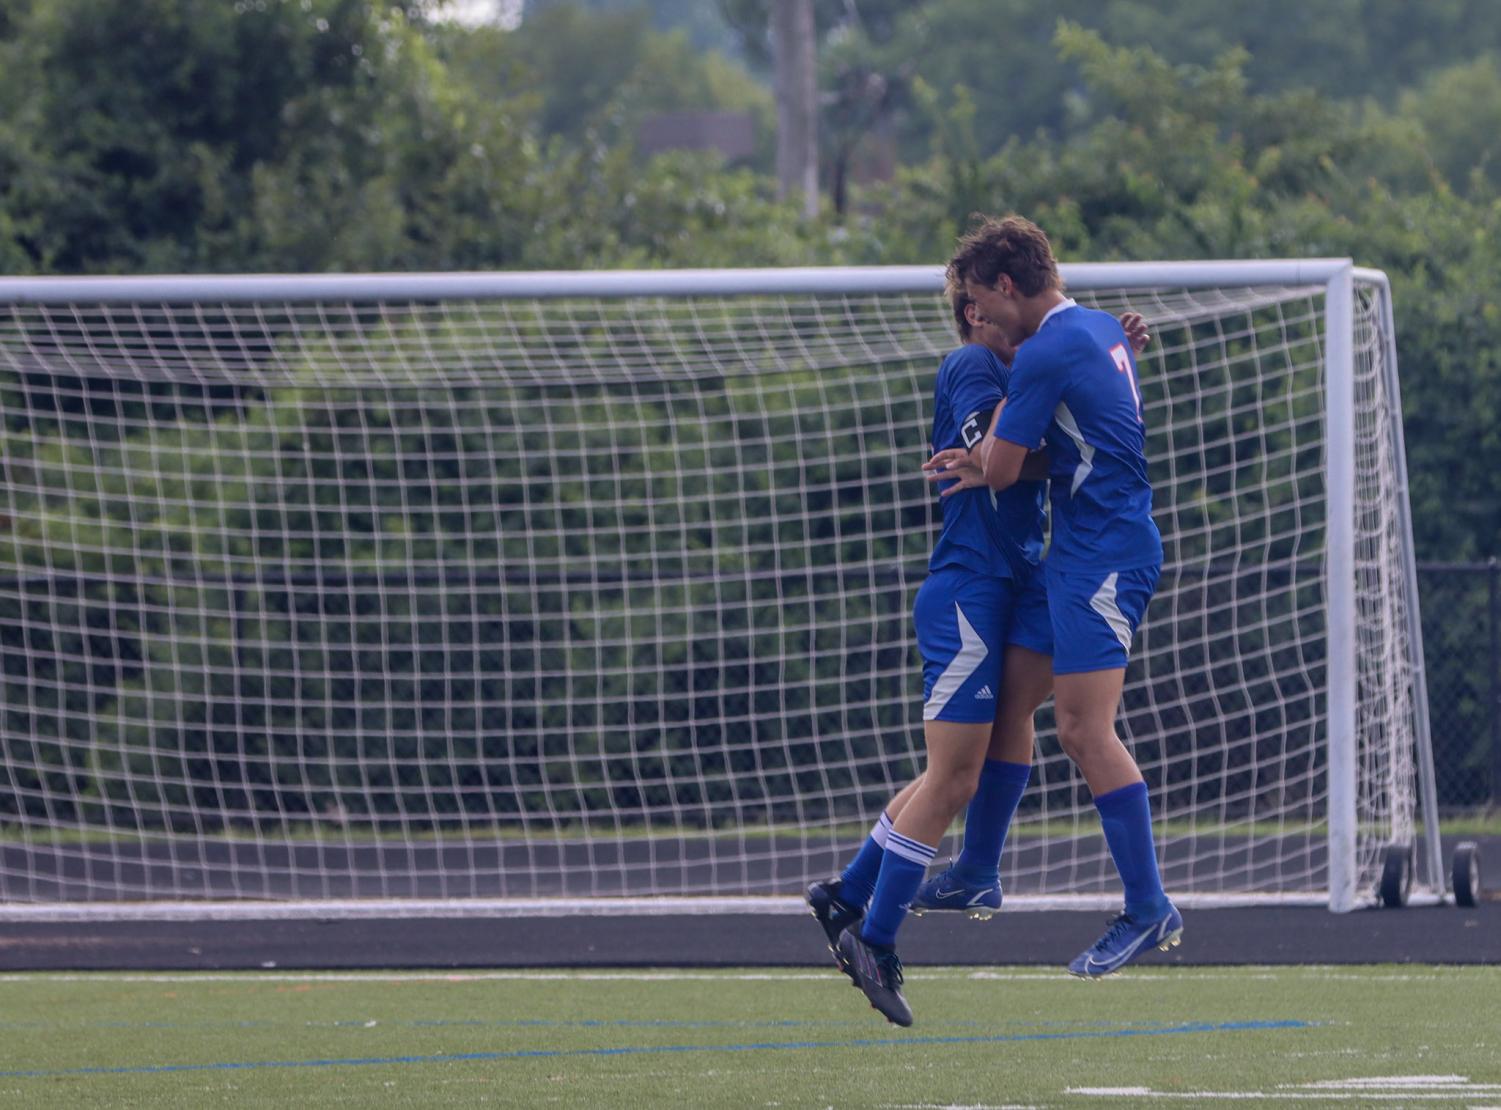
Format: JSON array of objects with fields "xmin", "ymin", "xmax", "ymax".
[
  {"xmin": 928, "ymin": 344, "xmax": 1045, "ymax": 579},
  {"xmin": 994, "ymin": 300, "xmax": 1162, "ymax": 573}
]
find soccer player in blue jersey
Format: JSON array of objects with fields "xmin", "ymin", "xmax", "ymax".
[
  {"xmin": 807, "ymin": 277, "xmax": 1150, "ymax": 1025},
  {"xmin": 814, "ymin": 278, "xmax": 1031, "ymax": 1026},
  {"xmin": 908, "ymin": 305, "xmax": 1146, "ymax": 920},
  {"xmin": 946, "ymin": 214, "xmax": 1183, "ymax": 979}
]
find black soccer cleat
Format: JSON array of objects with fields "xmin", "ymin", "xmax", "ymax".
[
  {"xmin": 806, "ymin": 878, "xmax": 865, "ymax": 970},
  {"xmin": 836, "ymin": 927, "xmax": 913, "ymax": 1027}
]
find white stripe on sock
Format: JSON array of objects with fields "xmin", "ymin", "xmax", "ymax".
[
  {"xmin": 884, "ymin": 832, "xmax": 937, "ymax": 866},
  {"xmin": 870, "ymin": 811, "xmax": 894, "ymax": 848}
]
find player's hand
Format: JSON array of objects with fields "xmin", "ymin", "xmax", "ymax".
[
  {"xmin": 923, "ymin": 447, "xmax": 973, "ymax": 475},
  {"xmin": 1120, "ymin": 311, "xmax": 1151, "ymax": 354},
  {"xmin": 922, "ymin": 448, "xmax": 986, "ymax": 498}
]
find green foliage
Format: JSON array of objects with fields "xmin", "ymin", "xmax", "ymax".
[
  {"xmin": 1089, "ymin": 0, "xmax": 1501, "ymax": 106},
  {"xmin": 0, "ymin": 0, "xmax": 790, "ymax": 273},
  {"xmin": 0, "ymin": 335, "xmax": 930, "ymax": 832},
  {"xmin": 439, "ymin": 4, "xmax": 771, "ymax": 159},
  {"xmin": 1392, "ymin": 55, "xmax": 1501, "ymax": 196},
  {"xmin": 716, "ymin": 0, "xmax": 1501, "ymax": 215},
  {"xmin": 847, "ymin": 25, "xmax": 1501, "ymax": 570},
  {"xmin": 4, "ymin": 1, "xmax": 1501, "ymax": 827},
  {"xmin": 2, "ymin": 0, "xmax": 394, "ymax": 270},
  {"xmin": 525, "ymin": 0, "xmax": 744, "ymax": 56}
]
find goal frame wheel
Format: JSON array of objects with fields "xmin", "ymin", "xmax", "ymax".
[
  {"xmin": 1452, "ymin": 841, "xmax": 1482, "ymax": 908},
  {"xmin": 1378, "ymin": 843, "xmax": 1413, "ymax": 908}
]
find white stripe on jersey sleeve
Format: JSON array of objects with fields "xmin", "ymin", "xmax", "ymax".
[{"xmin": 1053, "ymin": 401, "xmax": 1096, "ymax": 495}]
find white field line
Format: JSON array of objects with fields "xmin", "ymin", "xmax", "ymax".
[
  {"xmin": 1303, "ymin": 1077, "xmax": 1473, "ymax": 1088},
  {"xmin": 884, "ymin": 1104, "xmax": 1042, "ymax": 1109},
  {"xmin": 0, "ymin": 966, "xmax": 1479, "ymax": 986},
  {"xmin": 1068, "ymin": 1092, "xmax": 1483, "ymax": 1101},
  {"xmin": 0, "ymin": 970, "xmax": 860, "ymax": 984},
  {"xmin": 1067, "ymin": 1075, "xmax": 1501, "ymax": 1101}
]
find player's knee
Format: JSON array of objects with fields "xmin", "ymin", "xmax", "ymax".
[
  {"xmin": 995, "ymin": 712, "xmax": 1034, "ymax": 745},
  {"xmin": 1055, "ymin": 727, "xmax": 1085, "ymax": 765},
  {"xmin": 1055, "ymin": 717, "xmax": 1105, "ymax": 765},
  {"xmin": 926, "ymin": 762, "xmax": 983, "ymax": 813}
]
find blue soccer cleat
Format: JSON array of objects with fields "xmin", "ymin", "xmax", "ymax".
[
  {"xmin": 908, "ymin": 865, "xmax": 1003, "ymax": 920},
  {"xmin": 1068, "ymin": 902, "xmax": 1183, "ymax": 978}
]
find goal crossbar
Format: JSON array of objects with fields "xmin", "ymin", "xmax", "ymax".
[{"xmin": 2, "ymin": 260, "xmax": 1359, "ymax": 304}]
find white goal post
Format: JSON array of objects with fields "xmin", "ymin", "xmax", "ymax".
[{"xmin": 0, "ymin": 261, "xmax": 1438, "ymax": 917}]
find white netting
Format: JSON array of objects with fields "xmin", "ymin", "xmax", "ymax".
[{"xmin": 0, "ymin": 271, "xmax": 1420, "ymax": 906}]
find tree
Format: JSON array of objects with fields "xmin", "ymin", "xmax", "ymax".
[
  {"xmin": 436, "ymin": 4, "xmax": 773, "ymax": 166},
  {"xmin": 0, "ymin": 0, "xmax": 559, "ymax": 272},
  {"xmin": 771, "ymin": 0, "xmax": 818, "ymax": 217},
  {"xmin": 852, "ymin": 24, "xmax": 1501, "ymax": 566},
  {"xmin": 722, "ymin": 0, "xmax": 920, "ymax": 216},
  {"xmin": 1391, "ymin": 56, "xmax": 1501, "ymax": 197},
  {"xmin": 522, "ymin": 0, "xmax": 743, "ymax": 56}
]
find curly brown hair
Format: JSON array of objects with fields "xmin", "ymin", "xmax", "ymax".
[
  {"xmin": 946, "ymin": 215, "xmax": 1061, "ymax": 297},
  {"xmin": 944, "ymin": 273, "xmax": 974, "ymax": 341}
]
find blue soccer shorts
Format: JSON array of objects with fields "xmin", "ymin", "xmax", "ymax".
[
  {"xmin": 914, "ymin": 567, "xmax": 1016, "ymax": 723},
  {"xmin": 1046, "ymin": 563, "xmax": 1160, "ymax": 675},
  {"xmin": 1004, "ymin": 562, "xmax": 1053, "ymax": 657}
]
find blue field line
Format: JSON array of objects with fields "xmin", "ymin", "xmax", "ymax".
[
  {"xmin": 2, "ymin": 1016, "xmax": 1150, "ymax": 1034},
  {"xmin": 0, "ymin": 1020, "xmax": 1312, "ymax": 1079},
  {"xmin": 2, "ymin": 1017, "xmax": 907, "ymax": 1033},
  {"xmin": 407, "ymin": 1017, "xmax": 876, "ymax": 1030}
]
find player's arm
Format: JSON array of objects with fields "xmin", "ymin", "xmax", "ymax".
[
  {"xmin": 924, "ymin": 405, "xmax": 1047, "ymax": 495},
  {"xmin": 921, "ymin": 348, "xmax": 1005, "ymax": 493},
  {"xmin": 978, "ymin": 348, "xmax": 1064, "ymax": 492},
  {"xmin": 921, "ymin": 409, "xmax": 993, "ymax": 492},
  {"xmin": 980, "ymin": 434, "xmax": 1031, "ymax": 491}
]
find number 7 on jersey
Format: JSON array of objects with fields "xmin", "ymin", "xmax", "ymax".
[{"xmin": 1110, "ymin": 342, "xmax": 1143, "ymax": 424}]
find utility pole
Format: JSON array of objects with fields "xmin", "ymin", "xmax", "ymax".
[{"xmin": 772, "ymin": 0, "xmax": 818, "ymax": 219}]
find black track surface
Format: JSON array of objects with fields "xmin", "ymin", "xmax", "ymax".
[
  {"xmin": 2, "ymin": 901, "xmax": 1497, "ymax": 972},
  {"xmin": 2, "ymin": 838, "xmax": 1494, "ymax": 972},
  {"xmin": 0, "ymin": 902, "xmax": 1497, "ymax": 971}
]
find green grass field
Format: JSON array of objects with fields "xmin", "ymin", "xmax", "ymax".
[{"xmin": 1, "ymin": 966, "xmax": 1497, "ymax": 1107}]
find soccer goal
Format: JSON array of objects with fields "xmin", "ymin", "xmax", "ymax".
[{"xmin": 0, "ymin": 262, "xmax": 1437, "ymax": 917}]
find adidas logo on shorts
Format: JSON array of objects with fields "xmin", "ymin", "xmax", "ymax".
[{"xmin": 974, "ymin": 685, "xmax": 994, "ymax": 700}]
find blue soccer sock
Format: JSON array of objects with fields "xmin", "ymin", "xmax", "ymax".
[
  {"xmin": 860, "ymin": 829, "xmax": 936, "ymax": 949},
  {"xmin": 1094, "ymin": 780, "xmax": 1170, "ymax": 920},
  {"xmin": 838, "ymin": 811, "xmax": 893, "ymax": 907},
  {"xmin": 955, "ymin": 760, "xmax": 1031, "ymax": 884}
]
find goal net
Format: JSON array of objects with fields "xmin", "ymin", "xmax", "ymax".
[{"xmin": 0, "ymin": 264, "xmax": 1435, "ymax": 914}]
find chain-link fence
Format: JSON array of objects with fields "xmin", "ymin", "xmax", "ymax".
[{"xmin": 1418, "ymin": 560, "xmax": 1501, "ymax": 814}]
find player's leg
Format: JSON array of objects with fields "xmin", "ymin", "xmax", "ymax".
[
  {"xmin": 843, "ymin": 716, "xmax": 988, "ymax": 1025},
  {"xmin": 1053, "ymin": 666, "xmax": 1143, "ymax": 794},
  {"xmin": 831, "ymin": 775, "xmax": 923, "ymax": 904},
  {"xmin": 1048, "ymin": 564, "xmax": 1180, "ymax": 977},
  {"xmin": 840, "ymin": 569, "xmax": 1002, "ymax": 1025},
  {"xmin": 912, "ymin": 644, "xmax": 1051, "ymax": 917},
  {"xmin": 913, "ymin": 563, "xmax": 1052, "ymax": 918},
  {"xmin": 806, "ymin": 774, "xmax": 923, "ymax": 954}
]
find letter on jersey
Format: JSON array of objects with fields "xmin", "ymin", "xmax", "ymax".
[{"xmin": 960, "ymin": 407, "xmax": 993, "ymax": 450}]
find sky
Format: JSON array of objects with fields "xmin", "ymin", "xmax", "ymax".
[{"xmin": 433, "ymin": 0, "xmax": 522, "ymax": 29}]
